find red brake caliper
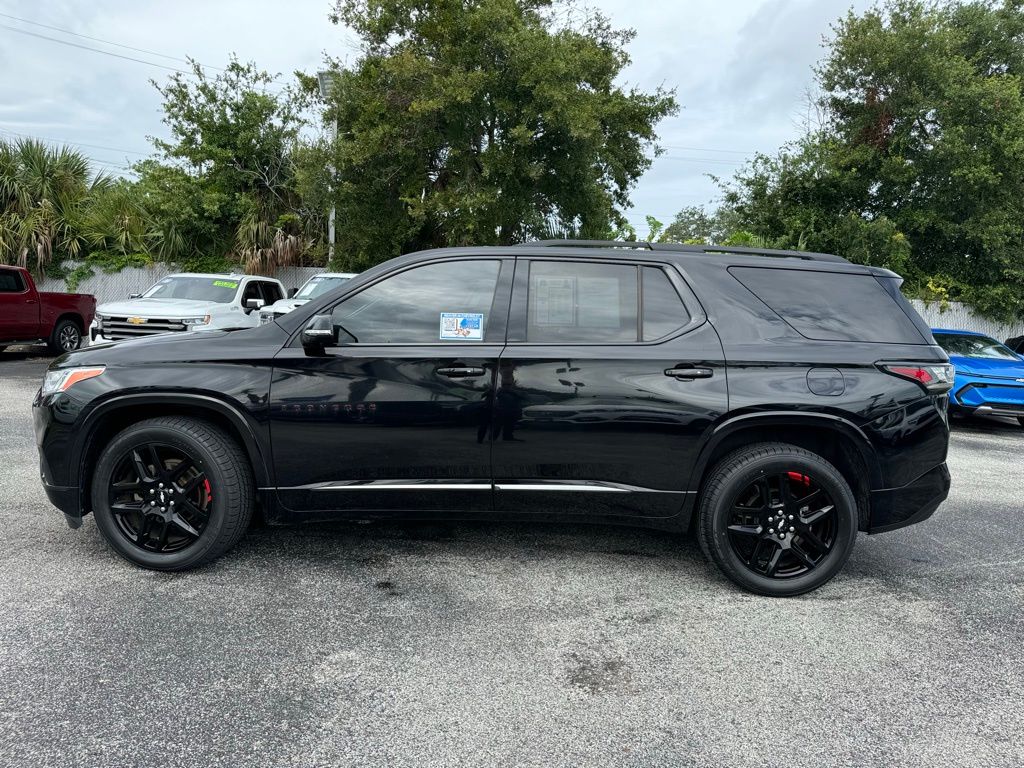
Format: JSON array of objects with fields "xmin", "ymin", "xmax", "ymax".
[{"xmin": 786, "ymin": 471, "xmax": 811, "ymax": 486}]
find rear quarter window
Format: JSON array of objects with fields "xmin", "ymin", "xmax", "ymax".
[{"xmin": 730, "ymin": 266, "xmax": 926, "ymax": 344}]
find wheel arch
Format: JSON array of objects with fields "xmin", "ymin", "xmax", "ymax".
[
  {"xmin": 74, "ymin": 393, "xmax": 271, "ymax": 515},
  {"xmin": 687, "ymin": 413, "xmax": 881, "ymax": 532}
]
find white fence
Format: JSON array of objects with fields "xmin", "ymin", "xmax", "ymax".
[
  {"xmin": 36, "ymin": 264, "xmax": 324, "ymax": 305},
  {"xmin": 909, "ymin": 299, "xmax": 1024, "ymax": 341}
]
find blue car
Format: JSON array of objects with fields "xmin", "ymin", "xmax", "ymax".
[{"xmin": 932, "ymin": 328, "xmax": 1024, "ymax": 426}]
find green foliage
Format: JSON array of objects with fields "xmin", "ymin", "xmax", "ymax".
[
  {"xmin": 316, "ymin": 0, "xmax": 677, "ymax": 268},
  {"xmin": 668, "ymin": 0, "xmax": 1024, "ymax": 321},
  {"xmin": 138, "ymin": 59, "xmax": 319, "ymax": 273},
  {"xmin": 0, "ymin": 138, "xmax": 96, "ymax": 271}
]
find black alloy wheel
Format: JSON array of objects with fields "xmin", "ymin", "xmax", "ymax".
[
  {"xmin": 725, "ymin": 471, "xmax": 838, "ymax": 579},
  {"xmin": 698, "ymin": 443, "xmax": 858, "ymax": 596},
  {"xmin": 91, "ymin": 417, "xmax": 254, "ymax": 570},
  {"xmin": 107, "ymin": 442, "xmax": 213, "ymax": 554}
]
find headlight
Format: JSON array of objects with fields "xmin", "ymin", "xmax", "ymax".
[
  {"xmin": 181, "ymin": 315, "xmax": 211, "ymax": 326},
  {"xmin": 41, "ymin": 367, "xmax": 105, "ymax": 396}
]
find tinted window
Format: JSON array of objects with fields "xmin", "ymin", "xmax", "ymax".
[
  {"xmin": 731, "ymin": 267, "xmax": 926, "ymax": 343},
  {"xmin": 332, "ymin": 260, "xmax": 500, "ymax": 343},
  {"xmin": 0, "ymin": 270, "xmax": 24, "ymax": 292},
  {"xmin": 258, "ymin": 281, "xmax": 284, "ymax": 303},
  {"xmin": 643, "ymin": 267, "xmax": 690, "ymax": 341},
  {"xmin": 934, "ymin": 333, "xmax": 1020, "ymax": 360},
  {"xmin": 527, "ymin": 261, "xmax": 638, "ymax": 343}
]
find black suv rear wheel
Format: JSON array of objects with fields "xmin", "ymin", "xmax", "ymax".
[
  {"xmin": 697, "ymin": 443, "xmax": 858, "ymax": 596},
  {"xmin": 90, "ymin": 417, "xmax": 254, "ymax": 570}
]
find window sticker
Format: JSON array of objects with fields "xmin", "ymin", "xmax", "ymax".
[
  {"xmin": 532, "ymin": 277, "xmax": 575, "ymax": 325},
  {"xmin": 440, "ymin": 312, "xmax": 484, "ymax": 340},
  {"xmin": 213, "ymin": 280, "xmax": 238, "ymax": 289}
]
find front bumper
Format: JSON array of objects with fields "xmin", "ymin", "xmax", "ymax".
[
  {"xmin": 951, "ymin": 377, "xmax": 1024, "ymax": 417},
  {"xmin": 867, "ymin": 463, "xmax": 951, "ymax": 533},
  {"xmin": 41, "ymin": 477, "xmax": 83, "ymax": 528}
]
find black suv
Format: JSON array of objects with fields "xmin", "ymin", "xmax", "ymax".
[{"xmin": 33, "ymin": 241, "xmax": 953, "ymax": 596}]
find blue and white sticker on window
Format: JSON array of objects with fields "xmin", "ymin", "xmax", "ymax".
[{"xmin": 440, "ymin": 312, "xmax": 484, "ymax": 340}]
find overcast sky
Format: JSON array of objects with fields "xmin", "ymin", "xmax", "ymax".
[{"xmin": 0, "ymin": 0, "xmax": 870, "ymax": 232}]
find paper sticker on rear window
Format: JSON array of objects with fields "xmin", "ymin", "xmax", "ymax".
[
  {"xmin": 440, "ymin": 312, "xmax": 484, "ymax": 340},
  {"xmin": 213, "ymin": 280, "xmax": 238, "ymax": 289}
]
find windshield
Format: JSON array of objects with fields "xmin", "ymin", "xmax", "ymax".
[
  {"xmin": 934, "ymin": 333, "xmax": 1021, "ymax": 361},
  {"xmin": 295, "ymin": 275, "xmax": 350, "ymax": 300},
  {"xmin": 142, "ymin": 276, "xmax": 240, "ymax": 303}
]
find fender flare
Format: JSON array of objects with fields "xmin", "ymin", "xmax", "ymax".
[
  {"xmin": 73, "ymin": 392, "xmax": 272, "ymax": 490},
  {"xmin": 685, "ymin": 411, "xmax": 882, "ymax": 492}
]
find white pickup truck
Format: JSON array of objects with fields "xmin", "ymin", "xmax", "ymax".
[
  {"xmin": 89, "ymin": 273, "xmax": 287, "ymax": 345},
  {"xmin": 257, "ymin": 272, "xmax": 356, "ymax": 325}
]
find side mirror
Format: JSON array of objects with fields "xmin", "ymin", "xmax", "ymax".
[
  {"xmin": 288, "ymin": 287, "xmax": 298, "ymax": 298},
  {"xmin": 245, "ymin": 298, "xmax": 266, "ymax": 312},
  {"xmin": 301, "ymin": 314, "xmax": 336, "ymax": 355},
  {"xmin": 129, "ymin": 292, "xmax": 142, "ymax": 299}
]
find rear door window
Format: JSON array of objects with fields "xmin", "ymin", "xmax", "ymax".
[
  {"xmin": 527, "ymin": 261, "xmax": 638, "ymax": 343},
  {"xmin": 730, "ymin": 267, "xmax": 926, "ymax": 343}
]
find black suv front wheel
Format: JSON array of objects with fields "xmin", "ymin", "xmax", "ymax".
[
  {"xmin": 698, "ymin": 443, "xmax": 858, "ymax": 596},
  {"xmin": 91, "ymin": 417, "xmax": 254, "ymax": 570}
]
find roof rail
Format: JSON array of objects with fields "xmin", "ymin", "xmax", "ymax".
[
  {"xmin": 518, "ymin": 239, "xmax": 654, "ymax": 250},
  {"xmin": 518, "ymin": 239, "xmax": 849, "ymax": 264}
]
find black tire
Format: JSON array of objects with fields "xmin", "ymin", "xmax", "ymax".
[
  {"xmin": 90, "ymin": 417, "xmax": 254, "ymax": 570},
  {"xmin": 48, "ymin": 317, "xmax": 81, "ymax": 354},
  {"xmin": 697, "ymin": 442, "xmax": 858, "ymax": 597}
]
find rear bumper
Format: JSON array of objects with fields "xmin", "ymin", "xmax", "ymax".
[{"xmin": 867, "ymin": 463, "xmax": 951, "ymax": 533}]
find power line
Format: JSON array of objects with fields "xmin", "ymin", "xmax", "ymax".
[
  {"xmin": 0, "ymin": 128, "xmax": 135, "ymax": 174},
  {"xmin": 0, "ymin": 15, "xmax": 292, "ymax": 87},
  {"xmin": 661, "ymin": 144, "xmax": 756, "ymax": 155},
  {"xmin": 0, "ymin": 126, "xmax": 149, "ymax": 157},
  {"xmin": 0, "ymin": 11, "xmax": 224, "ymax": 69},
  {"xmin": 0, "ymin": 24, "xmax": 191, "ymax": 74},
  {"xmin": 656, "ymin": 155, "xmax": 747, "ymax": 165}
]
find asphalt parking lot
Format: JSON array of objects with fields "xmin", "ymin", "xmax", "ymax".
[{"xmin": 1, "ymin": 354, "xmax": 1022, "ymax": 768}]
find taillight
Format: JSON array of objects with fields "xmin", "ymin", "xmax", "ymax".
[{"xmin": 879, "ymin": 362, "xmax": 955, "ymax": 393}]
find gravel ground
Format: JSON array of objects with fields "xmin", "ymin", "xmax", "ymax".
[{"xmin": 1, "ymin": 354, "xmax": 1022, "ymax": 767}]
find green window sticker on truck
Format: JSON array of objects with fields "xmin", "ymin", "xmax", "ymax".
[{"xmin": 212, "ymin": 280, "xmax": 238, "ymax": 289}]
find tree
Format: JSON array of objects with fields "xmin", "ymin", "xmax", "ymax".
[
  {"xmin": 317, "ymin": 0, "xmax": 677, "ymax": 269},
  {"xmin": 676, "ymin": 0, "xmax": 1024, "ymax": 321},
  {"xmin": 138, "ymin": 59, "xmax": 316, "ymax": 273},
  {"xmin": 660, "ymin": 205, "xmax": 742, "ymax": 245},
  {"xmin": 0, "ymin": 138, "xmax": 97, "ymax": 271}
]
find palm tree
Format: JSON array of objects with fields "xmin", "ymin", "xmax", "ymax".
[{"xmin": 0, "ymin": 138, "xmax": 98, "ymax": 272}]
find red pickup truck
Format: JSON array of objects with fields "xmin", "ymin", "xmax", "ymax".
[{"xmin": 0, "ymin": 265, "xmax": 96, "ymax": 354}]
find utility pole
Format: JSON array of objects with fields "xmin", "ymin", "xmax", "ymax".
[{"xmin": 317, "ymin": 71, "xmax": 337, "ymax": 265}]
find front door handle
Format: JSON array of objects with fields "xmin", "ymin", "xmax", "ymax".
[
  {"xmin": 436, "ymin": 366, "xmax": 486, "ymax": 379},
  {"xmin": 664, "ymin": 366, "xmax": 714, "ymax": 380}
]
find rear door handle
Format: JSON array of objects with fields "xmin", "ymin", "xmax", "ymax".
[
  {"xmin": 664, "ymin": 366, "xmax": 714, "ymax": 380},
  {"xmin": 436, "ymin": 366, "xmax": 486, "ymax": 378}
]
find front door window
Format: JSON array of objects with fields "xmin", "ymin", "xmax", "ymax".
[{"xmin": 331, "ymin": 260, "xmax": 501, "ymax": 344}]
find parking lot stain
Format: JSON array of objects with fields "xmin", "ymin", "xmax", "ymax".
[
  {"xmin": 374, "ymin": 579, "xmax": 403, "ymax": 596},
  {"xmin": 565, "ymin": 651, "xmax": 632, "ymax": 694}
]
